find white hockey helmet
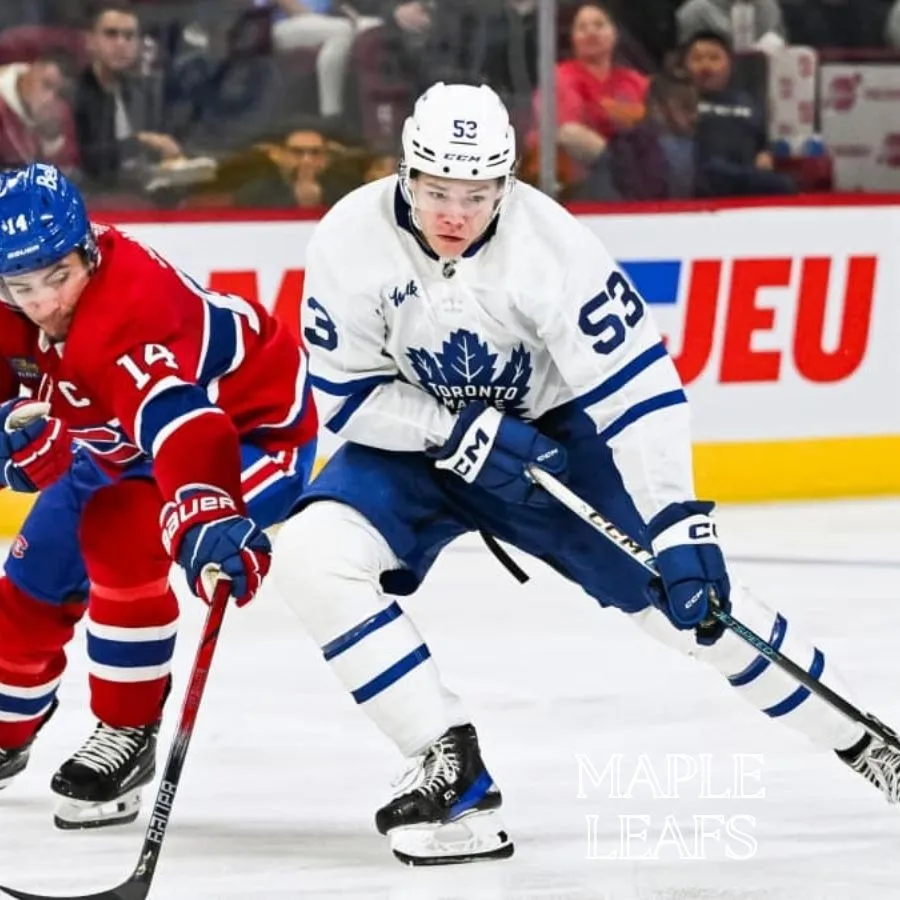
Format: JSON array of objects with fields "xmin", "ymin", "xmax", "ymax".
[{"xmin": 400, "ymin": 82, "xmax": 517, "ymax": 188}]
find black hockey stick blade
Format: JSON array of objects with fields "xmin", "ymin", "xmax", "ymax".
[
  {"xmin": 0, "ymin": 579, "xmax": 230, "ymax": 900},
  {"xmin": 526, "ymin": 464, "xmax": 900, "ymax": 753}
]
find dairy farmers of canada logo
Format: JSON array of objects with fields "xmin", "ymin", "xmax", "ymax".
[{"xmin": 407, "ymin": 329, "xmax": 533, "ymax": 413}]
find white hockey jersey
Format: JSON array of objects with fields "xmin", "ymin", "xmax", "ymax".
[{"xmin": 302, "ymin": 177, "xmax": 696, "ymax": 522}]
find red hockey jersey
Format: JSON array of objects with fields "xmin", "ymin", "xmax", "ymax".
[{"xmin": 0, "ymin": 225, "xmax": 317, "ymax": 509}]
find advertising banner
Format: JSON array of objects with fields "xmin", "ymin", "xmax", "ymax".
[
  {"xmin": 111, "ymin": 206, "xmax": 900, "ymax": 448},
  {"xmin": 822, "ymin": 64, "xmax": 900, "ymax": 192}
]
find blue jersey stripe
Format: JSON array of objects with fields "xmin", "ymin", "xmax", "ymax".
[
  {"xmin": 597, "ymin": 389, "xmax": 688, "ymax": 443},
  {"xmin": 326, "ymin": 379, "xmax": 392, "ymax": 433},
  {"xmin": 577, "ymin": 342, "xmax": 669, "ymax": 411},
  {"xmin": 138, "ymin": 384, "xmax": 218, "ymax": 453},
  {"xmin": 311, "ymin": 373, "xmax": 395, "ymax": 397},
  {"xmin": 198, "ymin": 301, "xmax": 238, "ymax": 386}
]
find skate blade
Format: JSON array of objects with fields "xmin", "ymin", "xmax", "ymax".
[
  {"xmin": 390, "ymin": 809, "xmax": 514, "ymax": 866},
  {"xmin": 53, "ymin": 787, "xmax": 142, "ymax": 830}
]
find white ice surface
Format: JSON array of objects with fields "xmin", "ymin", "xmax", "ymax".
[{"xmin": 1, "ymin": 498, "xmax": 900, "ymax": 899}]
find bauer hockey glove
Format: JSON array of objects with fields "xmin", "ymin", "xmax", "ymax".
[
  {"xmin": 645, "ymin": 500, "xmax": 731, "ymax": 644},
  {"xmin": 428, "ymin": 401, "xmax": 567, "ymax": 506},
  {"xmin": 0, "ymin": 399, "xmax": 72, "ymax": 492},
  {"xmin": 160, "ymin": 486, "xmax": 271, "ymax": 607}
]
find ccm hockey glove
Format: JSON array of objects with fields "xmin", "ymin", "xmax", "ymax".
[
  {"xmin": 646, "ymin": 500, "xmax": 731, "ymax": 644},
  {"xmin": 429, "ymin": 401, "xmax": 567, "ymax": 506}
]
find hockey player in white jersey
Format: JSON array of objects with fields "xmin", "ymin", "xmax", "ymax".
[{"xmin": 271, "ymin": 82, "xmax": 900, "ymax": 864}]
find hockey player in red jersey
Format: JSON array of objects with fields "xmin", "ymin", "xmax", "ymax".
[{"xmin": 0, "ymin": 162, "xmax": 318, "ymax": 828}]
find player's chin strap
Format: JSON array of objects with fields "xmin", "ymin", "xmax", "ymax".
[
  {"xmin": 479, "ymin": 531, "xmax": 529, "ymax": 584},
  {"xmin": 525, "ymin": 464, "xmax": 900, "ymax": 753}
]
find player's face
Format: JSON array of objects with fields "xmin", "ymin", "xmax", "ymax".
[
  {"xmin": 411, "ymin": 175, "xmax": 504, "ymax": 258},
  {"xmin": 2, "ymin": 252, "xmax": 91, "ymax": 340}
]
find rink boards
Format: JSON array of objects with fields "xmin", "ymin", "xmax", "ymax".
[{"xmin": 1, "ymin": 197, "xmax": 897, "ymax": 534}]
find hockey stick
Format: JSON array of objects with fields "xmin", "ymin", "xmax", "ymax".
[
  {"xmin": 526, "ymin": 464, "xmax": 900, "ymax": 753},
  {"xmin": 0, "ymin": 577, "xmax": 231, "ymax": 900}
]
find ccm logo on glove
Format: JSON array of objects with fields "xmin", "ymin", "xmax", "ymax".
[
  {"xmin": 689, "ymin": 521, "xmax": 717, "ymax": 540},
  {"xmin": 429, "ymin": 401, "xmax": 567, "ymax": 507},
  {"xmin": 447, "ymin": 412, "xmax": 502, "ymax": 481},
  {"xmin": 646, "ymin": 500, "xmax": 731, "ymax": 643}
]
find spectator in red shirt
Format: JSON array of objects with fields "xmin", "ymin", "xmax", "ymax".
[
  {"xmin": 0, "ymin": 49, "xmax": 80, "ymax": 175},
  {"xmin": 528, "ymin": 1, "xmax": 649, "ymax": 194}
]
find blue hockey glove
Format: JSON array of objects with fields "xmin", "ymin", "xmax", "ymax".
[
  {"xmin": 0, "ymin": 400, "xmax": 71, "ymax": 492},
  {"xmin": 646, "ymin": 500, "xmax": 730, "ymax": 644},
  {"xmin": 160, "ymin": 486, "xmax": 271, "ymax": 607},
  {"xmin": 428, "ymin": 402, "xmax": 567, "ymax": 506}
]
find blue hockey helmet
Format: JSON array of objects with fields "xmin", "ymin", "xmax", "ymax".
[{"xmin": 0, "ymin": 163, "xmax": 97, "ymax": 277}]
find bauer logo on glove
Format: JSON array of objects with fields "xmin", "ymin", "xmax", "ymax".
[
  {"xmin": 160, "ymin": 491, "xmax": 238, "ymax": 556},
  {"xmin": 159, "ymin": 485, "xmax": 271, "ymax": 607}
]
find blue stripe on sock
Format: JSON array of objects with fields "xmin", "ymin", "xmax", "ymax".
[
  {"xmin": 352, "ymin": 644, "xmax": 431, "ymax": 703},
  {"xmin": 0, "ymin": 689, "xmax": 56, "ymax": 717},
  {"xmin": 87, "ymin": 634, "xmax": 176, "ymax": 668},
  {"xmin": 728, "ymin": 614, "xmax": 788, "ymax": 687},
  {"xmin": 765, "ymin": 648, "xmax": 825, "ymax": 718},
  {"xmin": 322, "ymin": 602, "xmax": 403, "ymax": 661}
]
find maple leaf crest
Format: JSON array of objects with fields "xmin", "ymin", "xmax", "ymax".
[{"xmin": 406, "ymin": 329, "xmax": 532, "ymax": 413}]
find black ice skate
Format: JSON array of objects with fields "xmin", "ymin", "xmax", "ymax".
[
  {"xmin": 375, "ymin": 724, "xmax": 514, "ymax": 865},
  {"xmin": 0, "ymin": 743, "xmax": 31, "ymax": 791},
  {"xmin": 51, "ymin": 720, "xmax": 158, "ymax": 829},
  {"xmin": 0, "ymin": 697, "xmax": 58, "ymax": 791},
  {"xmin": 838, "ymin": 720, "xmax": 900, "ymax": 804}
]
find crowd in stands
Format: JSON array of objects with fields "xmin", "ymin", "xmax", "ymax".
[{"xmin": 0, "ymin": 0, "xmax": 898, "ymax": 210}]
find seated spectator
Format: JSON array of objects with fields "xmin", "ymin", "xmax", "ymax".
[
  {"xmin": 218, "ymin": 122, "xmax": 364, "ymax": 208},
  {"xmin": 0, "ymin": 49, "xmax": 80, "ymax": 175},
  {"xmin": 74, "ymin": 1, "xmax": 183, "ymax": 191},
  {"xmin": 525, "ymin": 1, "xmax": 649, "ymax": 195},
  {"xmin": 600, "ymin": 68, "xmax": 699, "ymax": 201},
  {"xmin": 677, "ymin": 0, "xmax": 786, "ymax": 53},
  {"xmin": 268, "ymin": 0, "xmax": 383, "ymax": 120},
  {"xmin": 283, "ymin": 125, "xmax": 330, "ymax": 206},
  {"xmin": 684, "ymin": 30, "xmax": 795, "ymax": 196}
]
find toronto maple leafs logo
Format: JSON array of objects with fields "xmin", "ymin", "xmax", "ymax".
[{"xmin": 407, "ymin": 329, "xmax": 533, "ymax": 414}]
